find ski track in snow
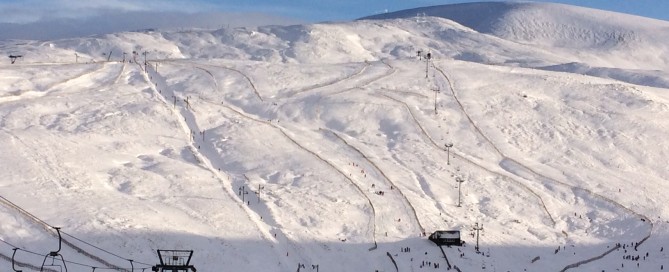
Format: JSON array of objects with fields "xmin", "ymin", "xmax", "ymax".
[
  {"xmin": 113, "ymin": 62, "xmax": 127, "ymax": 85},
  {"xmin": 0, "ymin": 62, "xmax": 117, "ymax": 104},
  {"xmin": 432, "ymin": 63, "xmax": 654, "ymax": 270},
  {"xmin": 43, "ymin": 63, "xmax": 108, "ymax": 92},
  {"xmin": 327, "ymin": 59, "xmax": 397, "ymax": 98},
  {"xmin": 145, "ymin": 61, "xmax": 387, "ymax": 267},
  {"xmin": 141, "ymin": 63, "xmax": 299, "ymax": 269},
  {"xmin": 164, "ymin": 59, "xmax": 437, "ymax": 259},
  {"xmin": 191, "ymin": 63, "xmax": 380, "ymax": 249},
  {"xmin": 282, "ymin": 61, "xmax": 371, "ymax": 99},
  {"xmin": 164, "ymin": 60, "xmax": 264, "ymax": 102},
  {"xmin": 150, "ymin": 57, "xmax": 653, "ymax": 270},
  {"xmin": 378, "ymin": 92, "xmax": 557, "ymax": 225},
  {"xmin": 326, "ymin": 129, "xmax": 425, "ymax": 235}
]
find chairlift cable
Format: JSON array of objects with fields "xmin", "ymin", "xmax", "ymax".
[
  {"xmin": 0, "ymin": 237, "xmax": 19, "ymax": 248},
  {"xmin": 60, "ymin": 232, "xmax": 152, "ymax": 266},
  {"xmin": 0, "ymin": 247, "xmax": 58, "ymax": 272},
  {"xmin": 13, "ymin": 247, "xmax": 150, "ymax": 270},
  {"xmin": 4, "ymin": 234, "xmax": 147, "ymax": 271},
  {"xmin": 0, "ymin": 195, "xmax": 152, "ymax": 267}
]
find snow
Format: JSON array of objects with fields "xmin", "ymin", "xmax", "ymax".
[{"xmin": 1, "ymin": 2, "xmax": 669, "ymax": 271}]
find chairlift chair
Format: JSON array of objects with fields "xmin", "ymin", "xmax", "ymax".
[
  {"xmin": 12, "ymin": 248, "xmax": 23, "ymax": 272},
  {"xmin": 9, "ymin": 55, "xmax": 22, "ymax": 64},
  {"xmin": 151, "ymin": 250, "xmax": 196, "ymax": 272},
  {"xmin": 40, "ymin": 227, "xmax": 68, "ymax": 272}
]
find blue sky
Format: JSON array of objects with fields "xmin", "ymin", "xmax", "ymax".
[
  {"xmin": 0, "ymin": 0, "xmax": 667, "ymax": 24},
  {"xmin": 201, "ymin": 0, "xmax": 669, "ymax": 22},
  {"xmin": 0, "ymin": 0, "xmax": 667, "ymax": 40}
]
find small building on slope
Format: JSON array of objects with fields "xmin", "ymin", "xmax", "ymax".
[{"xmin": 429, "ymin": 230, "xmax": 463, "ymax": 246}]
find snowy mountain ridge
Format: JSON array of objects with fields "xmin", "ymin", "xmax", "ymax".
[
  {"xmin": 3, "ymin": 2, "xmax": 667, "ymax": 83},
  {"xmin": 1, "ymin": 2, "xmax": 669, "ymax": 272},
  {"xmin": 363, "ymin": 2, "xmax": 669, "ymax": 48}
]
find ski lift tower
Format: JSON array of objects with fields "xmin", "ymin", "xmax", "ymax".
[
  {"xmin": 152, "ymin": 250, "xmax": 197, "ymax": 272},
  {"xmin": 9, "ymin": 55, "xmax": 22, "ymax": 64}
]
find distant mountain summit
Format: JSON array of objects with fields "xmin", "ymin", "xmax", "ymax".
[
  {"xmin": 361, "ymin": 2, "xmax": 520, "ymax": 34},
  {"xmin": 360, "ymin": 1, "xmax": 669, "ymax": 50}
]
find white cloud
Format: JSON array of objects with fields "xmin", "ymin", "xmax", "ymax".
[
  {"xmin": 0, "ymin": 0, "xmax": 311, "ymax": 40},
  {"xmin": 0, "ymin": 10, "xmax": 304, "ymax": 40},
  {"xmin": 0, "ymin": 0, "xmax": 215, "ymax": 23}
]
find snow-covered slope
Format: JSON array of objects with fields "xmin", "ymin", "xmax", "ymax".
[
  {"xmin": 363, "ymin": 1, "xmax": 669, "ymax": 70},
  {"xmin": 1, "ymin": 2, "xmax": 669, "ymax": 272},
  {"xmin": 5, "ymin": 2, "xmax": 668, "ymax": 86}
]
